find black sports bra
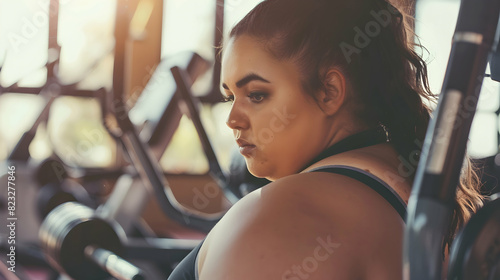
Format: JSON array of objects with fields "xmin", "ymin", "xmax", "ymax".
[{"xmin": 167, "ymin": 128, "xmax": 408, "ymax": 280}]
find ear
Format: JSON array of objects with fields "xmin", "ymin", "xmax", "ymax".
[{"xmin": 316, "ymin": 68, "xmax": 347, "ymax": 116}]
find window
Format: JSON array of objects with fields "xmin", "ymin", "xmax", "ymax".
[
  {"xmin": 0, "ymin": 0, "xmax": 117, "ymax": 166},
  {"xmin": 1, "ymin": 0, "xmax": 48, "ymax": 87},
  {"xmin": 159, "ymin": 0, "xmax": 263, "ymax": 174}
]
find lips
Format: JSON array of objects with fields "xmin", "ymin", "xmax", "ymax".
[
  {"xmin": 236, "ymin": 138, "xmax": 254, "ymax": 147},
  {"xmin": 236, "ymin": 139, "xmax": 256, "ymax": 157}
]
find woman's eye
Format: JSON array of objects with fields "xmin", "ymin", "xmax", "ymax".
[{"xmin": 248, "ymin": 92, "xmax": 267, "ymax": 103}]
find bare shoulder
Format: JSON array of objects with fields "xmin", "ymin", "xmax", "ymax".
[{"xmin": 198, "ymin": 171, "xmax": 405, "ymax": 280}]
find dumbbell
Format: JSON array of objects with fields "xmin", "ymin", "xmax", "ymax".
[
  {"xmin": 34, "ymin": 157, "xmax": 124, "ymax": 220},
  {"xmin": 37, "ymin": 180, "xmax": 93, "ymax": 220},
  {"xmin": 39, "ymin": 202, "xmax": 145, "ymax": 280},
  {"xmin": 34, "ymin": 158, "xmax": 89, "ymax": 220},
  {"xmin": 34, "ymin": 157, "xmax": 68, "ymax": 186}
]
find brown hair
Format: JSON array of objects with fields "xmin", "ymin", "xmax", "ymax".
[{"xmin": 228, "ymin": 0, "xmax": 484, "ymax": 256}]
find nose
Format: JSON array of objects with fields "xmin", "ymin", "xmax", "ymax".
[{"xmin": 225, "ymin": 103, "xmax": 249, "ymax": 131}]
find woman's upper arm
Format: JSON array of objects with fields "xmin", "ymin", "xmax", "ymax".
[{"xmin": 198, "ymin": 172, "xmax": 403, "ymax": 280}]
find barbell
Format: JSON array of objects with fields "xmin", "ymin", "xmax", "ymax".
[{"xmin": 39, "ymin": 202, "xmax": 145, "ymax": 280}]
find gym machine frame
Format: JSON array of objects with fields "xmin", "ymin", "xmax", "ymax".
[
  {"xmin": 38, "ymin": 0, "xmax": 237, "ymax": 279},
  {"xmin": 404, "ymin": 0, "xmax": 500, "ymax": 279},
  {"xmin": 105, "ymin": 0, "xmax": 234, "ymax": 234}
]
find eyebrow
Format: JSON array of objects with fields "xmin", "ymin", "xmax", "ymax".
[{"xmin": 222, "ymin": 73, "xmax": 270, "ymax": 90}]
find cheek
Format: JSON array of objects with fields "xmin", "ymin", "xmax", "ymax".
[
  {"xmin": 246, "ymin": 90, "xmax": 321, "ymax": 176},
  {"xmin": 247, "ymin": 115, "xmax": 314, "ymax": 179},
  {"xmin": 253, "ymin": 104, "xmax": 309, "ymax": 163},
  {"xmin": 259, "ymin": 104, "xmax": 323, "ymax": 166},
  {"xmin": 252, "ymin": 103, "xmax": 299, "ymax": 148}
]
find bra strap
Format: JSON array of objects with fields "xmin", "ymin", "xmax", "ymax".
[{"xmin": 309, "ymin": 165, "xmax": 407, "ymax": 222}]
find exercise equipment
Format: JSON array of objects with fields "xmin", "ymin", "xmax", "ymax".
[
  {"xmin": 34, "ymin": 157, "xmax": 128, "ymax": 187},
  {"xmin": 33, "ymin": 156, "xmax": 128, "ymax": 221},
  {"xmin": 404, "ymin": 0, "xmax": 500, "ymax": 279},
  {"xmin": 98, "ymin": 0, "xmax": 234, "ymax": 234},
  {"xmin": 39, "ymin": 202, "xmax": 144, "ymax": 280},
  {"xmin": 2, "ymin": 0, "xmax": 243, "ymax": 279},
  {"xmin": 7, "ymin": 82, "xmax": 60, "ymax": 161},
  {"xmin": 37, "ymin": 182, "xmax": 77, "ymax": 220},
  {"xmin": 447, "ymin": 195, "xmax": 500, "ymax": 280},
  {"xmin": 170, "ymin": 66, "xmax": 239, "ymax": 203},
  {"xmin": 36, "ymin": 0, "xmax": 235, "ymax": 276},
  {"xmin": 34, "ymin": 157, "xmax": 69, "ymax": 186}
]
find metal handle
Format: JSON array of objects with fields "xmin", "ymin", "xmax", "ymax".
[{"xmin": 85, "ymin": 245, "xmax": 145, "ymax": 280}]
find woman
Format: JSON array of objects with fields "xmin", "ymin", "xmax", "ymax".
[{"xmin": 169, "ymin": 0, "xmax": 483, "ymax": 279}]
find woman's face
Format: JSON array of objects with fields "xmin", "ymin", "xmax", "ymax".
[{"xmin": 221, "ymin": 35, "xmax": 333, "ymax": 181}]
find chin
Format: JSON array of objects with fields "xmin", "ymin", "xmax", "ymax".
[
  {"xmin": 247, "ymin": 166, "xmax": 266, "ymax": 179},
  {"xmin": 246, "ymin": 161, "xmax": 269, "ymax": 179},
  {"xmin": 246, "ymin": 162, "xmax": 281, "ymax": 182}
]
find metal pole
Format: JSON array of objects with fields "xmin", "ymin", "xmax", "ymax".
[{"xmin": 404, "ymin": 1, "xmax": 500, "ymax": 279}]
